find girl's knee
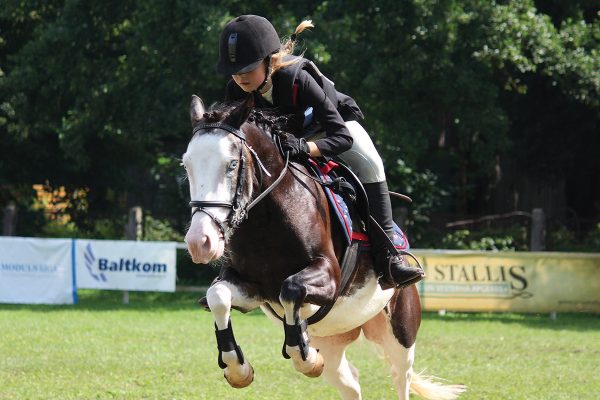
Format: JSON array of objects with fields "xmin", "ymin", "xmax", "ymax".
[{"xmin": 343, "ymin": 121, "xmax": 386, "ymax": 182}]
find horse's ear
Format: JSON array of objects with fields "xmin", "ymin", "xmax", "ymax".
[
  {"xmin": 224, "ymin": 94, "xmax": 254, "ymax": 129},
  {"xmin": 190, "ymin": 95, "xmax": 205, "ymax": 126}
]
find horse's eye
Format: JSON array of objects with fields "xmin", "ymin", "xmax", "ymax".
[{"xmin": 226, "ymin": 160, "xmax": 238, "ymax": 176}]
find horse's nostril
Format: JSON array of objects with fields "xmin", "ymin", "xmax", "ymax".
[{"xmin": 201, "ymin": 234, "xmax": 211, "ymax": 253}]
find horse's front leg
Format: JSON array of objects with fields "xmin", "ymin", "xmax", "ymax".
[
  {"xmin": 279, "ymin": 256, "xmax": 338, "ymax": 377},
  {"xmin": 206, "ymin": 276, "xmax": 262, "ymax": 388}
]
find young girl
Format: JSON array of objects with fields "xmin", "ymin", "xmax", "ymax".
[{"xmin": 216, "ymin": 15, "xmax": 424, "ymax": 288}]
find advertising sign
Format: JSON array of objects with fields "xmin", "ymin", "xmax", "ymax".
[
  {"xmin": 75, "ymin": 239, "xmax": 176, "ymax": 292},
  {"xmin": 414, "ymin": 250, "xmax": 600, "ymax": 313},
  {"xmin": 0, "ymin": 237, "xmax": 76, "ymax": 304}
]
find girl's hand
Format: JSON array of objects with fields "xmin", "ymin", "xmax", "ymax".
[{"xmin": 280, "ymin": 135, "xmax": 310, "ymax": 160}]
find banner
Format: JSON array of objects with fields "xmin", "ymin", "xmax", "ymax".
[
  {"xmin": 0, "ymin": 237, "xmax": 76, "ymax": 304},
  {"xmin": 75, "ymin": 239, "xmax": 176, "ymax": 292},
  {"xmin": 413, "ymin": 250, "xmax": 600, "ymax": 313}
]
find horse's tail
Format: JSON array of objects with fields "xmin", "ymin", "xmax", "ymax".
[{"xmin": 410, "ymin": 371, "xmax": 467, "ymax": 400}]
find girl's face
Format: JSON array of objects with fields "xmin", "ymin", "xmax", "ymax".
[{"xmin": 232, "ymin": 62, "xmax": 267, "ymax": 92}]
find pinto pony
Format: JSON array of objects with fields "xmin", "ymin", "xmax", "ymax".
[{"xmin": 183, "ymin": 95, "xmax": 465, "ymax": 400}]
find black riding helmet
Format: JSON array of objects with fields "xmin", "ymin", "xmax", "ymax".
[{"xmin": 216, "ymin": 15, "xmax": 281, "ymax": 76}]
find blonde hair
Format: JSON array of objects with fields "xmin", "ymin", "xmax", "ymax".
[{"xmin": 271, "ymin": 20, "xmax": 314, "ymax": 74}]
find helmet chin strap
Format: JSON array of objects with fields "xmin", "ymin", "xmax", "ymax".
[{"xmin": 254, "ymin": 56, "xmax": 272, "ymax": 94}]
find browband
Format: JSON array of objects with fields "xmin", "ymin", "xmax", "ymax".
[{"xmin": 192, "ymin": 122, "xmax": 246, "ymax": 141}]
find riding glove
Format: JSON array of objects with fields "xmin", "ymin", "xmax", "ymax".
[{"xmin": 280, "ymin": 135, "xmax": 310, "ymax": 160}]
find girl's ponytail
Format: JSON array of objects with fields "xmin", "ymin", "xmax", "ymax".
[
  {"xmin": 271, "ymin": 20, "xmax": 314, "ymax": 74},
  {"xmin": 290, "ymin": 20, "xmax": 314, "ymax": 44}
]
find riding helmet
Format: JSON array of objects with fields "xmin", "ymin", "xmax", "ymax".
[{"xmin": 216, "ymin": 15, "xmax": 281, "ymax": 75}]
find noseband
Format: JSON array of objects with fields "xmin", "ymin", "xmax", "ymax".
[{"xmin": 189, "ymin": 122, "xmax": 289, "ymax": 238}]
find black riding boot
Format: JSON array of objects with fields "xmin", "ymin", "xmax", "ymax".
[{"xmin": 363, "ymin": 181, "xmax": 425, "ymax": 288}]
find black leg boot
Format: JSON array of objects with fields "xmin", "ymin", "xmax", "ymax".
[{"xmin": 363, "ymin": 181, "xmax": 425, "ymax": 288}]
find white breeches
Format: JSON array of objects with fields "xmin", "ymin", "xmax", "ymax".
[{"xmin": 309, "ymin": 120, "xmax": 386, "ymax": 183}]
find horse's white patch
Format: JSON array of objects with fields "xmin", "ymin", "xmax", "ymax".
[
  {"xmin": 184, "ymin": 133, "xmax": 237, "ymax": 217},
  {"xmin": 206, "ymin": 278, "xmax": 258, "ymax": 388},
  {"xmin": 207, "ymin": 279, "xmax": 263, "ymax": 330},
  {"xmin": 309, "ymin": 272, "xmax": 394, "ymax": 336},
  {"xmin": 262, "ymin": 271, "xmax": 394, "ymax": 337},
  {"xmin": 183, "ymin": 133, "xmax": 237, "ymax": 263}
]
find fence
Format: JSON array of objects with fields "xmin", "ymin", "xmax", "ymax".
[
  {"xmin": 443, "ymin": 209, "xmax": 546, "ymax": 250},
  {"xmin": 2, "ymin": 205, "xmax": 599, "ymax": 313}
]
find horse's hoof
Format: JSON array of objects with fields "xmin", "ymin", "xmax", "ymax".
[
  {"xmin": 225, "ymin": 364, "xmax": 254, "ymax": 388},
  {"xmin": 197, "ymin": 296, "xmax": 210, "ymax": 311},
  {"xmin": 303, "ymin": 351, "xmax": 324, "ymax": 378}
]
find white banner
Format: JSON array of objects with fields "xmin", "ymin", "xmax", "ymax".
[
  {"xmin": 75, "ymin": 239, "xmax": 176, "ymax": 292},
  {"xmin": 0, "ymin": 237, "xmax": 76, "ymax": 304}
]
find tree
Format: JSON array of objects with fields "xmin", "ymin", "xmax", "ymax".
[{"xmin": 1, "ymin": 0, "xmax": 598, "ymax": 244}]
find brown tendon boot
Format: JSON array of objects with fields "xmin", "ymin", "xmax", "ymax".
[{"xmin": 363, "ymin": 181, "xmax": 425, "ymax": 288}]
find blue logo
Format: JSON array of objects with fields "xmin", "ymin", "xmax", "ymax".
[{"xmin": 84, "ymin": 243, "xmax": 106, "ymax": 282}]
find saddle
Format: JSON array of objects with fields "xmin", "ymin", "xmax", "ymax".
[
  {"xmin": 295, "ymin": 158, "xmax": 411, "ymax": 324},
  {"xmin": 305, "ymin": 158, "xmax": 410, "ymax": 251}
]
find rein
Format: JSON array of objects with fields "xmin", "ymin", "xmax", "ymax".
[{"xmin": 189, "ymin": 122, "xmax": 290, "ymax": 238}]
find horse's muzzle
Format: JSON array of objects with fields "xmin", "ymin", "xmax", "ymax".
[{"xmin": 185, "ymin": 230, "xmax": 225, "ymax": 264}]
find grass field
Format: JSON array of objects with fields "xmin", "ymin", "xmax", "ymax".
[{"xmin": 1, "ymin": 290, "xmax": 599, "ymax": 400}]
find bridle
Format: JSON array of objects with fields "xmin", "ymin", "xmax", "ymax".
[{"xmin": 188, "ymin": 122, "xmax": 289, "ymax": 238}]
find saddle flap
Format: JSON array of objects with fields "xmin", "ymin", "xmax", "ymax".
[{"xmin": 306, "ymin": 159, "xmax": 358, "ymax": 246}]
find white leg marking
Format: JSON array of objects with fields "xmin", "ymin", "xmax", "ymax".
[
  {"xmin": 388, "ymin": 344, "xmax": 415, "ymax": 400},
  {"xmin": 280, "ymin": 299, "xmax": 296, "ymax": 323},
  {"xmin": 205, "ymin": 281, "xmax": 258, "ymax": 388},
  {"xmin": 312, "ymin": 333, "xmax": 362, "ymax": 400},
  {"xmin": 206, "ymin": 282, "xmax": 232, "ymax": 330},
  {"xmin": 362, "ymin": 311, "xmax": 415, "ymax": 400}
]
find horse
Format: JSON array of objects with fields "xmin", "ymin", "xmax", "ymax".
[{"xmin": 183, "ymin": 94, "xmax": 465, "ymax": 400}]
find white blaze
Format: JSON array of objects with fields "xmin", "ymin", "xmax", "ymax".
[{"xmin": 183, "ymin": 133, "xmax": 237, "ymax": 263}]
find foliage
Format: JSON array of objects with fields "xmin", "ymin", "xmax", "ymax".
[
  {"xmin": 584, "ymin": 223, "xmax": 600, "ymax": 250},
  {"xmin": 387, "ymin": 158, "xmax": 447, "ymax": 243},
  {"xmin": 441, "ymin": 225, "xmax": 528, "ymax": 251},
  {"xmin": 547, "ymin": 223, "xmax": 600, "ymax": 252},
  {"xmin": 38, "ymin": 215, "xmax": 125, "ymax": 239},
  {"xmin": 143, "ymin": 214, "xmax": 184, "ymax": 242},
  {"xmin": 89, "ymin": 218, "xmax": 125, "ymax": 240},
  {"xmin": 40, "ymin": 219, "xmax": 81, "ymax": 238},
  {"xmin": 1, "ymin": 1, "xmax": 598, "ymax": 249}
]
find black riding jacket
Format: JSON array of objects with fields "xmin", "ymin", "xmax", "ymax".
[{"xmin": 225, "ymin": 57, "xmax": 364, "ymax": 157}]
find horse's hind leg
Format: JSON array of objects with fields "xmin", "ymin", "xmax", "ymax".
[
  {"xmin": 362, "ymin": 287, "xmax": 421, "ymax": 400},
  {"xmin": 311, "ymin": 328, "xmax": 362, "ymax": 400},
  {"xmin": 206, "ymin": 276, "xmax": 262, "ymax": 388}
]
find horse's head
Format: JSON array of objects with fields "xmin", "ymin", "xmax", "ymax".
[{"xmin": 183, "ymin": 95, "xmax": 256, "ymax": 264}]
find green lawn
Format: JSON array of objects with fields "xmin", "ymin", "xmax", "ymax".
[{"xmin": 0, "ymin": 291, "xmax": 598, "ymax": 399}]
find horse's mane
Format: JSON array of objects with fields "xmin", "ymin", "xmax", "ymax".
[
  {"xmin": 204, "ymin": 102, "xmax": 303, "ymax": 138},
  {"xmin": 202, "ymin": 103, "xmax": 237, "ymax": 123}
]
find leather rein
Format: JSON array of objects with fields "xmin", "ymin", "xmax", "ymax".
[{"xmin": 189, "ymin": 122, "xmax": 289, "ymax": 238}]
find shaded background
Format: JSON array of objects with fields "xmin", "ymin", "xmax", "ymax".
[{"xmin": 1, "ymin": 0, "xmax": 599, "ymax": 282}]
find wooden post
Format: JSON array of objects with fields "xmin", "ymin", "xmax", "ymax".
[
  {"xmin": 3, "ymin": 202, "xmax": 17, "ymax": 236},
  {"xmin": 530, "ymin": 208, "xmax": 546, "ymax": 251},
  {"xmin": 126, "ymin": 206, "xmax": 143, "ymax": 242},
  {"xmin": 124, "ymin": 206, "xmax": 143, "ymax": 304}
]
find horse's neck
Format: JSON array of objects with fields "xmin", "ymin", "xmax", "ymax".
[
  {"xmin": 246, "ymin": 126, "xmax": 287, "ymax": 189},
  {"xmin": 231, "ymin": 142, "xmax": 317, "ymax": 250}
]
